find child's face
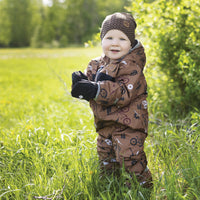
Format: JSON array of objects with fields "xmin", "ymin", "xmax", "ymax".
[{"xmin": 102, "ymin": 29, "xmax": 131, "ymax": 60}]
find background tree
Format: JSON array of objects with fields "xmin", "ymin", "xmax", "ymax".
[
  {"xmin": 0, "ymin": 0, "xmax": 41, "ymax": 47},
  {"xmin": 0, "ymin": 0, "xmax": 131, "ymax": 47},
  {"xmin": 33, "ymin": 0, "xmax": 67, "ymax": 47},
  {"xmin": 4, "ymin": 0, "xmax": 36, "ymax": 47},
  {"xmin": 64, "ymin": 0, "xmax": 98, "ymax": 44},
  {"xmin": 129, "ymin": 0, "xmax": 200, "ymax": 117},
  {"xmin": 0, "ymin": 0, "xmax": 11, "ymax": 47}
]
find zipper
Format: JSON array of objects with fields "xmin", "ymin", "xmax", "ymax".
[{"xmin": 95, "ymin": 65, "xmax": 104, "ymax": 82}]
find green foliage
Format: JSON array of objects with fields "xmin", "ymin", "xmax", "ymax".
[
  {"xmin": 128, "ymin": 0, "xmax": 200, "ymax": 117},
  {"xmin": 0, "ymin": 0, "xmax": 38, "ymax": 47},
  {"xmin": 0, "ymin": 0, "xmax": 11, "ymax": 47},
  {"xmin": 0, "ymin": 48, "xmax": 200, "ymax": 199},
  {"xmin": 149, "ymin": 110, "xmax": 200, "ymax": 199},
  {"xmin": 0, "ymin": 0, "xmax": 131, "ymax": 48}
]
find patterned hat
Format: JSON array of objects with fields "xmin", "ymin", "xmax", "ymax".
[{"xmin": 100, "ymin": 12, "xmax": 137, "ymax": 47}]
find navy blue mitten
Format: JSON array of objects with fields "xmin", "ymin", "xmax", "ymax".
[
  {"xmin": 96, "ymin": 72, "xmax": 115, "ymax": 82},
  {"xmin": 71, "ymin": 80, "xmax": 98, "ymax": 101},
  {"xmin": 72, "ymin": 71, "xmax": 88, "ymax": 86}
]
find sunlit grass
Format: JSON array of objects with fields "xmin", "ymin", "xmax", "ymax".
[{"xmin": 0, "ymin": 48, "xmax": 199, "ymax": 199}]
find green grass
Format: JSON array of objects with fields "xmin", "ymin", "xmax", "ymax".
[{"xmin": 0, "ymin": 48, "xmax": 200, "ymax": 200}]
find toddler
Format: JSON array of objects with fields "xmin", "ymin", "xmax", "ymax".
[{"xmin": 71, "ymin": 12, "xmax": 152, "ymax": 188}]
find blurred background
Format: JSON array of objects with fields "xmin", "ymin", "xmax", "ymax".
[{"xmin": 0, "ymin": 0, "xmax": 131, "ymax": 48}]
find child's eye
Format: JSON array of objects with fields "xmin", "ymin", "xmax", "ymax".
[
  {"xmin": 120, "ymin": 38, "xmax": 126, "ymax": 41},
  {"xmin": 106, "ymin": 37, "xmax": 112, "ymax": 40}
]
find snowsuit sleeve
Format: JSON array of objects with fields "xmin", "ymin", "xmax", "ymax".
[
  {"xmin": 95, "ymin": 47, "xmax": 147, "ymax": 108},
  {"xmin": 85, "ymin": 57, "xmax": 101, "ymax": 81}
]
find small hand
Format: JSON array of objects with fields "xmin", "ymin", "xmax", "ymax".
[
  {"xmin": 72, "ymin": 71, "xmax": 88, "ymax": 86},
  {"xmin": 71, "ymin": 80, "xmax": 98, "ymax": 101},
  {"xmin": 96, "ymin": 72, "xmax": 115, "ymax": 82}
]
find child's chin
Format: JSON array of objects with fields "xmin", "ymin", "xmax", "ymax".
[{"xmin": 110, "ymin": 55, "xmax": 121, "ymax": 60}]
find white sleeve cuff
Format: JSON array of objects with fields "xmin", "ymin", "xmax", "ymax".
[{"xmin": 94, "ymin": 82, "xmax": 100, "ymax": 100}]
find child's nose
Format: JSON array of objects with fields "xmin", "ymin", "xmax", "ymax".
[{"xmin": 111, "ymin": 38, "xmax": 119, "ymax": 45}]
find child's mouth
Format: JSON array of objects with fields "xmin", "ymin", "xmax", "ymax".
[{"xmin": 111, "ymin": 50, "xmax": 120, "ymax": 53}]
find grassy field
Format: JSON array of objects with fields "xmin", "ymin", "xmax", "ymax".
[{"xmin": 0, "ymin": 48, "xmax": 200, "ymax": 200}]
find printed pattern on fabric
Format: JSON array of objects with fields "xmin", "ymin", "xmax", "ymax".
[
  {"xmin": 97, "ymin": 123, "xmax": 152, "ymax": 186},
  {"xmin": 86, "ymin": 42, "xmax": 148, "ymax": 134}
]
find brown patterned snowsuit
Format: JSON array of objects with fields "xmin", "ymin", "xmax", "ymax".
[{"xmin": 86, "ymin": 41, "xmax": 152, "ymax": 187}]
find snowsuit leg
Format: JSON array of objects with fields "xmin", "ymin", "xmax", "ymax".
[{"xmin": 97, "ymin": 123, "xmax": 152, "ymax": 188}]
